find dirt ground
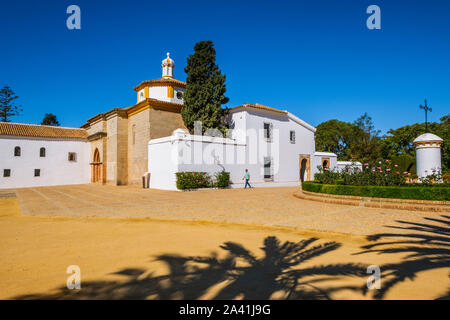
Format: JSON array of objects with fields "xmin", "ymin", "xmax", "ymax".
[
  {"xmin": 13, "ymin": 184, "xmax": 448, "ymax": 236},
  {"xmin": 1, "ymin": 187, "xmax": 449, "ymax": 300}
]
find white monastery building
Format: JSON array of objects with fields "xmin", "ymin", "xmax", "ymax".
[
  {"xmin": 0, "ymin": 123, "xmax": 90, "ymax": 189},
  {"xmin": 1, "ymin": 52, "xmax": 366, "ymax": 190}
]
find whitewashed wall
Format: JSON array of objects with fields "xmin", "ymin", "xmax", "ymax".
[
  {"xmin": 334, "ymin": 161, "xmax": 363, "ymax": 173},
  {"xmin": 416, "ymin": 145, "xmax": 442, "ymax": 178},
  {"xmin": 148, "ymin": 108, "xmax": 327, "ymax": 190},
  {"xmin": 0, "ymin": 136, "xmax": 90, "ymax": 189},
  {"xmin": 148, "ymin": 133, "xmax": 247, "ymax": 190},
  {"xmin": 138, "ymin": 86, "xmax": 185, "ymax": 104},
  {"xmin": 312, "ymin": 152, "xmax": 338, "ymax": 173}
]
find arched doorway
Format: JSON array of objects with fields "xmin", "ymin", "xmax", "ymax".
[
  {"xmin": 92, "ymin": 148, "xmax": 101, "ymax": 183},
  {"xmin": 300, "ymin": 159, "xmax": 307, "ymax": 182},
  {"xmin": 322, "ymin": 160, "xmax": 329, "ymax": 168},
  {"xmin": 299, "ymin": 155, "xmax": 311, "ymax": 183}
]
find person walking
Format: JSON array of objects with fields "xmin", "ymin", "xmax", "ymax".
[{"xmin": 243, "ymin": 169, "xmax": 252, "ymax": 188}]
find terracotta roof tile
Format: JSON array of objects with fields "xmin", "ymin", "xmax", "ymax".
[
  {"xmin": 231, "ymin": 103, "xmax": 288, "ymax": 115},
  {"xmin": 0, "ymin": 122, "xmax": 88, "ymax": 139},
  {"xmin": 134, "ymin": 78, "xmax": 186, "ymax": 91}
]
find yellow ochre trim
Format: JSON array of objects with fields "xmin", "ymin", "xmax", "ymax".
[
  {"xmin": 144, "ymin": 86, "xmax": 149, "ymax": 99},
  {"xmin": 128, "ymin": 105, "xmax": 150, "ymax": 117},
  {"xmin": 167, "ymin": 86, "xmax": 174, "ymax": 98},
  {"xmin": 414, "ymin": 140, "xmax": 443, "ymax": 146}
]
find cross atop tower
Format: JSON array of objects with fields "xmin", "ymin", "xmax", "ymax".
[{"xmin": 419, "ymin": 99, "xmax": 432, "ymax": 133}]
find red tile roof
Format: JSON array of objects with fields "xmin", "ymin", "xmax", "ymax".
[
  {"xmin": 0, "ymin": 122, "xmax": 88, "ymax": 139},
  {"xmin": 231, "ymin": 103, "xmax": 288, "ymax": 115}
]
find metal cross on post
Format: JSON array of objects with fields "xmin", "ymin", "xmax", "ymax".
[{"xmin": 419, "ymin": 99, "xmax": 432, "ymax": 133}]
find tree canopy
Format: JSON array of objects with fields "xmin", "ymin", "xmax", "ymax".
[
  {"xmin": 182, "ymin": 41, "xmax": 229, "ymax": 134},
  {"xmin": 41, "ymin": 113, "xmax": 60, "ymax": 126},
  {"xmin": 315, "ymin": 113, "xmax": 449, "ymax": 173},
  {"xmin": 0, "ymin": 86, "xmax": 22, "ymax": 122}
]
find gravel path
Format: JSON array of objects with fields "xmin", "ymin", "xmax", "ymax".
[{"xmin": 13, "ymin": 184, "xmax": 445, "ymax": 236}]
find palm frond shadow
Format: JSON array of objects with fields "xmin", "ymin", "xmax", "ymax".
[
  {"xmin": 15, "ymin": 236, "xmax": 368, "ymax": 300},
  {"xmin": 356, "ymin": 215, "xmax": 450, "ymax": 299}
]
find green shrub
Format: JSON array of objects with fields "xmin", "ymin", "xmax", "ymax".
[
  {"xmin": 215, "ymin": 171, "xmax": 230, "ymax": 189},
  {"xmin": 176, "ymin": 172, "xmax": 212, "ymax": 190},
  {"xmin": 302, "ymin": 182, "xmax": 450, "ymax": 201},
  {"xmin": 314, "ymin": 160, "xmax": 411, "ymax": 186},
  {"xmin": 314, "ymin": 167, "xmax": 341, "ymax": 184}
]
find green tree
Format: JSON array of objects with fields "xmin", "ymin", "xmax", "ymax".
[
  {"xmin": 348, "ymin": 113, "xmax": 383, "ymax": 163},
  {"xmin": 381, "ymin": 115, "xmax": 449, "ymax": 172},
  {"xmin": 182, "ymin": 41, "xmax": 229, "ymax": 134},
  {"xmin": 0, "ymin": 86, "xmax": 22, "ymax": 122},
  {"xmin": 435, "ymin": 114, "xmax": 449, "ymax": 172},
  {"xmin": 41, "ymin": 113, "xmax": 60, "ymax": 126},
  {"xmin": 315, "ymin": 119, "xmax": 355, "ymax": 159}
]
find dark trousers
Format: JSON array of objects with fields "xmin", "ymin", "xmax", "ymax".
[{"xmin": 245, "ymin": 179, "xmax": 252, "ymax": 188}]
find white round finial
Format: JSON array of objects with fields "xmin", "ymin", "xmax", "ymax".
[{"xmin": 162, "ymin": 52, "xmax": 174, "ymax": 78}]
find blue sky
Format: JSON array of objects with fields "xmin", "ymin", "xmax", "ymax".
[{"xmin": 0, "ymin": 0, "xmax": 449, "ymax": 133}]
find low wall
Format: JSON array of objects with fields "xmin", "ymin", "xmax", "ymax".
[
  {"xmin": 148, "ymin": 132, "xmax": 303, "ymax": 190},
  {"xmin": 294, "ymin": 189, "xmax": 450, "ymax": 212}
]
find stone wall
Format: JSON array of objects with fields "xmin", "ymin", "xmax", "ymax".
[
  {"xmin": 86, "ymin": 120, "xmax": 107, "ymax": 184},
  {"xmin": 127, "ymin": 109, "xmax": 151, "ymax": 185},
  {"xmin": 149, "ymin": 108, "xmax": 186, "ymax": 139},
  {"xmin": 85, "ymin": 103, "xmax": 187, "ymax": 186},
  {"xmin": 106, "ymin": 115, "xmax": 128, "ymax": 185}
]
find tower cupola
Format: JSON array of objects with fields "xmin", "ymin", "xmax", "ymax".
[{"xmin": 162, "ymin": 52, "xmax": 174, "ymax": 79}]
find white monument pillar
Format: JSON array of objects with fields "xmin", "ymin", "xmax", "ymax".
[{"xmin": 413, "ymin": 133, "xmax": 443, "ymax": 178}]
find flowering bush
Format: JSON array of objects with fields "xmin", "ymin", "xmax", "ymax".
[
  {"xmin": 314, "ymin": 167, "xmax": 341, "ymax": 184},
  {"xmin": 443, "ymin": 173, "xmax": 450, "ymax": 183},
  {"xmin": 419, "ymin": 170, "xmax": 444, "ymax": 185},
  {"xmin": 314, "ymin": 160, "xmax": 408, "ymax": 186}
]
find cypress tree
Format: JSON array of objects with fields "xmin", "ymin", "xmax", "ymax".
[{"xmin": 182, "ymin": 41, "xmax": 229, "ymax": 134}]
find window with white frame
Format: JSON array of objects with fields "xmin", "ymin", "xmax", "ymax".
[
  {"xmin": 264, "ymin": 156, "xmax": 273, "ymax": 180},
  {"xmin": 263, "ymin": 122, "xmax": 273, "ymax": 142},
  {"xmin": 290, "ymin": 130, "xmax": 296, "ymax": 144},
  {"xmin": 3, "ymin": 169, "xmax": 11, "ymax": 177}
]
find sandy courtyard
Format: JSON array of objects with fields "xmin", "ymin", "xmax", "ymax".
[{"xmin": 0, "ymin": 185, "xmax": 449, "ymax": 299}]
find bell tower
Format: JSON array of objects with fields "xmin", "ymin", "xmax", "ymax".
[{"xmin": 162, "ymin": 52, "xmax": 174, "ymax": 79}]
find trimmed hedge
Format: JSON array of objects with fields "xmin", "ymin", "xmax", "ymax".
[
  {"xmin": 176, "ymin": 172, "xmax": 211, "ymax": 190},
  {"xmin": 302, "ymin": 181, "xmax": 450, "ymax": 201},
  {"xmin": 176, "ymin": 171, "xmax": 230, "ymax": 190}
]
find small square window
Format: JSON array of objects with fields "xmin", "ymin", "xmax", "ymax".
[
  {"xmin": 3, "ymin": 169, "xmax": 11, "ymax": 177},
  {"xmin": 34, "ymin": 169, "xmax": 40, "ymax": 177},
  {"xmin": 68, "ymin": 152, "xmax": 77, "ymax": 162}
]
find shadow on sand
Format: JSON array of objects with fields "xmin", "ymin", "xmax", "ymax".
[
  {"xmin": 357, "ymin": 215, "xmax": 450, "ymax": 299},
  {"xmin": 15, "ymin": 236, "xmax": 369, "ymax": 300}
]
